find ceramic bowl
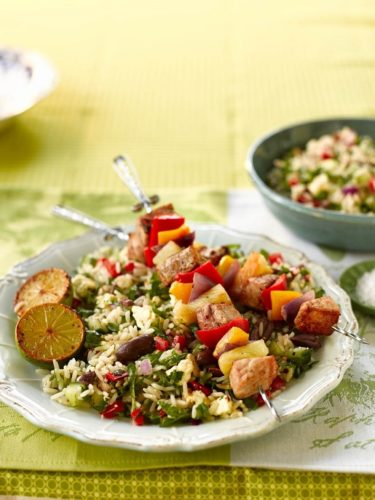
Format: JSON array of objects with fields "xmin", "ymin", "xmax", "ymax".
[
  {"xmin": 246, "ymin": 118, "xmax": 375, "ymax": 251},
  {"xmin": 0, "ymin": 47, "xmax": 57, "ymax": 131},
  {"xmin": 340, "ymin": 260, "xmax": 375, "ymax": 315}
]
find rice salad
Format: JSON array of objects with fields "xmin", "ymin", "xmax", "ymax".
[
  {"xmin": 268, "ymin": 127, "xmax": 375, "ymax": 214},
  {"xmin": 39, "ymin": 244, "xmax": 329, "ymax": 427}
]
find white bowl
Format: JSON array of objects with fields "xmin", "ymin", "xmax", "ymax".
[{"xmin": 0, "ymin": 47, "xmax": 57, "ymax": 130}]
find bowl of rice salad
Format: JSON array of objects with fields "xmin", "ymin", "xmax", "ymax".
[
  {"xmin": 246, "ymin": 118, "xmax": 375, "ymax": 251},
  {"xmin": 0, "ymin": 210, "xmax": 356, "ymax": 451}
]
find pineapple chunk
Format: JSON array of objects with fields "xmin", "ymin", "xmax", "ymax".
[
  {"xmin": 218, "ymin": 339, "xmax": 268, "ymax": 376},
  {"xmin": 173, "ymin": 301, "xmax": 197, "ymax": 325},
  {"xmin": 173, "ymin": 284, "xmax": 232, "ymax": 325},
  {"xmin": 241, "ymin": 252, "xmax": 272, "ymax": 278},
  {"xmin": 153, "ymin": 241, "xmax": 181, "ymax": 267},
  {"xmin": 213, "ymin": 327, "xmax": 249, "ymax": 358},
  {"xmin": 189, "ymin": 284, "xmax": 231, "ymax": 312}
]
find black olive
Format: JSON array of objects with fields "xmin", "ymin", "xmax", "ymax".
[{"xmin": 116, "ymin": 334, "xmax": 155, "ymax": 363}]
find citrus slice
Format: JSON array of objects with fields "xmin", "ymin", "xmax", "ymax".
[
  {"xmin": 15, "ymin": 303, "xmax": 85, "ymax": 365},
  {"xmin": 14, "ymin": 268, "xmax": 72, "ymax": 317}
]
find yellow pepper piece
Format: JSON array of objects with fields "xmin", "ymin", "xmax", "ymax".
[
  {"xmin": 169, "ymin": 281, "xmax": 193, "ymax": 304},
  {"xmin": 217, "ymin": 255, "xmax": 235, "ymax": 276},
  {"xmin": 157, "ymin": 224, "xmax": 190, "ymax": 245},
  {"xmin": 270, "ymin": 290, "xmax": 302, "ymax": 321},
  {"xmin": 213, "ymin": 326, "xmax": 249, "ymax": 358}
]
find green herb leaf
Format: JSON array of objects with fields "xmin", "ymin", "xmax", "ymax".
[
  {"xmin": 149, "ymin": 273, "xmax": 170, "ymax": 300},
  {"xmin": 84, "ymin": 330, "xmax": 103, "ymax": 348},
  {"xmin": 194, "ymin": 403, "xmax": 209, "ymax": 420}
]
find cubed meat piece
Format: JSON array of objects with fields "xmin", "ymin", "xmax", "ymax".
[
  {"xmin": 199, "ymin": 246, "xmax": 227, "ymax": 266},
  {"xmin": 229, "ymin": 356, "xmax": 278, "ymax": 399},
  {"xmin": 127, "ymin": 204, "xmax": 177, "ymax": 263},
  {"xmin": 157, "ymin": 245, "xmax": 203, "ymax": 286},
  {"xmin": 294, "ymin": 296, "xmax": 340, "ymax": 336},
  {"xmin": 231, "ymin": 274, "xmax": 278, "ymax": 310},
  {"xmin": 127, "ymin": 225, "xmax": 148, "ymax": 263},
  {"xmin": 196, "ymin": 302, "xmax": 241, "ymax": 330}
]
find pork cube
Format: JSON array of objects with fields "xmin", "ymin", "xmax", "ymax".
[
  {"xmin": 199, "ymin": 246, "xmax": 227, "ymax": 266},
  {"xmin": 294, "ymin": 296, "xmax": 340, "ymax": 336},
  {"xmin": 196, "ymin": 302, "xmax": 241, "ymax": 330},
  {"xmin": 232, "ymin": 274, "xmax": 278, "ymax": 310},
  {"xmin": 157, "ymin": 245, "xmax": 202, "ymax": 286},
  {"xmin": 229, "ymin": 356, "xmax": 278, "ymax": 399},
  {"xmin": 127, "ymin": 225, "xmax": 148, "ymax": 263}
]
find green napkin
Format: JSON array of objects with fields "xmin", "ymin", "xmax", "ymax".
[{"xmin": 0, "ymin": 187, "xmax": 230, "ymax": 471}]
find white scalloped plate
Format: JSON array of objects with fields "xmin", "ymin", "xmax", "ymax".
[{"xmin": 0, "ymin": 224, "xmax": 355, "ymax": 452}]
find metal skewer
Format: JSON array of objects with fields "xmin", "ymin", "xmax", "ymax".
[
  {"xmin": 51, "ymin": 205, "xmax": 129, "ymax": 241},
  {"xmin": 112, "ymin": 155, "xmax": 159, "ymax": 213},
  {"xmin": 259, "ymin": 387, "xmax": 281, "ymax": 422},
  {"xmin": 332, "ymin": 321, "xmax": 368, "ymax": 345}
]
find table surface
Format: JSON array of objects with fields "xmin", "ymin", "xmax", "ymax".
[{"xmin": 1, "ymin": 1, "xmax": 375, "ymax": 499}]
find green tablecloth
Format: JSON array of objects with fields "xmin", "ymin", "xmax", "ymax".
[{"xmin": 1, "ymin": 1, "xmax": 375, "ymax": 498}]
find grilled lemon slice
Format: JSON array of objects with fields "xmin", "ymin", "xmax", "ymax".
[
  {"xmin": 14, "ymin": 268, "xmax": 72, "ymax": 317},
  {"xmin": 15, "ymin": 303, "xmax": 84, "ymax": 365}
]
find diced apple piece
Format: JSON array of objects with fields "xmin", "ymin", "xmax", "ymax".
[
  {"xmin": 213, "ymin": 327, "xmax": 249, "ymax": 358},
  {"xmin": 153, "ymin": 241, "xmax": 181, "ymax": 267},
  {"xmin": 218, "ymin": 339, "xmax": 268, "ymax": 376}
]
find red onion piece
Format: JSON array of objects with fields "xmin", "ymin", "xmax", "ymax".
[
  {"xmin": 138, "ymin": 358, "xmax": 153, "ymax": 376},
  {"xmin": 342, "ymin": 185, "xmax": 359, "ymax": 195},
  {"xmin": 189, "ymin": 273, "xmax": 216, "ymax": 302},
  {"xmin": 281, "ymin": 290, "xmax": 315, "ymax": 322},
  {"xmin": 223, "ymin": 260, "xmax": 240, "ymax": 289},
  {"xmin": 174, "ymin": 232, "xmax": 195, "ymax": 247}
]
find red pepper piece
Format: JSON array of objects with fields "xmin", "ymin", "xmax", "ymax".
[
  {"xmin": 105, "ymin": 371, "xmax": 128, "ymax": 383},
  {"xmin": 268, "ymin": 252, "xmax": 283, "ymax": 265},
  {"xmin": 124, "ymin": 262, "xmax": 135, "ymax": 273},
  {"xmin": 159, "ymin": 409, "xmax": 167, "ymax": 418},
  {"xmin": 321, "ymin": 151, "xmax": 333, "ymax": 160},
  {"xmin": 256, "ymin": 390, "xmax": 272, "ymax": 407},
  {"xmin": 155, "ymin": 336, "xmax": 170, "ymax": 351},
  {"xmin": 148, "ymin": 215, "xmax": 185, "ymax": 247},
  {"xmin": 287, "ymin": 176, "xmax": 299, "ymax": 187},
  {"xmin": 131, "ymin": 408, "xmax": 145, "ymax": 426},
  {"xmin": 176, "ymin": 261, "xmax": 224, "ymax": 285},
  {"xmin": 196, "ymin": 317, "xmax": 249, "ymax": 350},
  {"xmin": 271, "ymin": 376, "xmax": 286, "ymax": 392},
  {"xmin": 144, "ymin": 247, "xmax": 155, "ymax": 267},
  {"xmin": 72, "ymin": 298, "xmax": 82, "ymax": 309},
  {"xmin": 260, "ymin": 274, "xmax": 287, "ymax": 310},
  {"xmin": 172, "ymin": 335, "xmax": 187, "ymax": 350},
  {"xmin": 98, "ymin": 258, "xmax": 120, "ymax": 278},
  {"xmin": 188, "ymin": 380, "xmax": 212, "ymax": 396},
  {"xmin": 100, "ymin": 400, "xmax": 125, "ymax": 419}
]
